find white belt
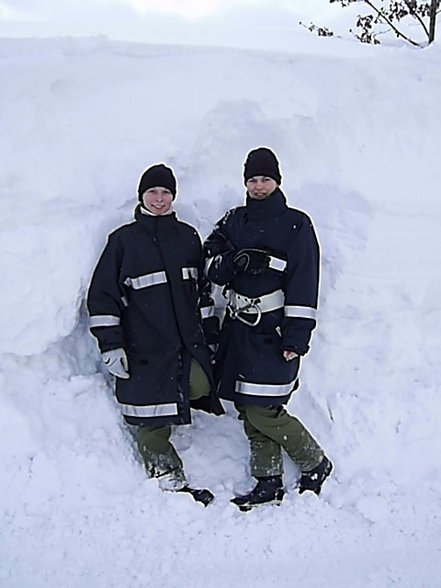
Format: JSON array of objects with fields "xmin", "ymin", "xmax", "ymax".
[{"xmin": 225, "ymin": 289, "xmax": 285, "ymax": 326}]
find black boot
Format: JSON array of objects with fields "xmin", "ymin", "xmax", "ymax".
[
  {"xmin": 298, "ymin": 456, "xmax": 333, "ymax": 496},
  {"xmin": 177, "ymin": 486, "xmax": 215, "ymax": 507},
  {"xmin": 231, "ymin": 476, "xmax": 285, "ymax": 511}
]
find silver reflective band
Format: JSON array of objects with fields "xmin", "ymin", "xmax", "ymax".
[
  {"xmin": 227, "ymin": 289, "xmax": 285, "ymax": 314},
  {"xmin": 124, "ymin": 271, "xmax": 167, "ymax": 290},
  {"xmin": 182, "ymin": 267, "xmax": 198, "ymax": 280},
  {"xmin": 284, "ymin": 305, "xmax": 317, "ymax": 319},
  {"xmin": 120, "ymin": 402, "xmax": 179, "ymax": 418},
  {"xmin": 268, "ymin": 256, "xmax": 287, "ymax": 272},
  {"xmin": 90, "ymin": 314, "xmax": 120, "ymax": 328},
  {"xmin": 201, "ymin": 306, "xmax": 215, "ymax": 319},
  {"xmin": 204, "ymin": 257, "xmax": 214, "ymax": 278},
  {"xmin": 121, "ymin": 296, "xmax": 128, "ymax": 308},
  {"xmin": 235, "ymin": 380, "xmax": 297, "ymax": 397}
]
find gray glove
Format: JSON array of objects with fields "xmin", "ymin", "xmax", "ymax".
[{"xmin": 102, "ymin": 348, "xmax": 130, "ymax": 379}]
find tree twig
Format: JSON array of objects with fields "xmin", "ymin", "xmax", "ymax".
[
  {"xmin": 403, "ymin": 0, "xmax": 430, "ymax": 38},
  {"xmin": 363, "ymin": 0, "xmax": 422, "ymax": 45}
]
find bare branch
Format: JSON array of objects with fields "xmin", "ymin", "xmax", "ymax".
[
  {"xmin": 403, "ymin": 0, "xmax": 430, "ymax": 36},
  {"xmin": 363, "ymin": 0, "xmax": 423, "ymax": 45},
  {"xmin": 305, "ymin": 1, "xmax": 439, "ymax": 47},
  {"xmin": 299, "ymin": 21, "xmax": 335, "ymax": 36}
]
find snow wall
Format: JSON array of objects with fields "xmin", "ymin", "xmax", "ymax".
[{"xmin": 1, "ymin": 36, "xmax": 441, "ymax": 587}]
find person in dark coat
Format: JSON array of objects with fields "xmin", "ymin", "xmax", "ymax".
[
  {"xmin": 87, "ymin": 163, "xmax": 223, "ymax": 505},
  {"xmin": 204, "ymin": 147, "xmax": 332, "ymax": 510}
]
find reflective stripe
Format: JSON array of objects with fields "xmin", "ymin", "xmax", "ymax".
[
  {"xmin": 121, "ymin": 296, "xmax": 128, "ymax": 308},
  {"xmin": 124, "ymin": 271, "xmax": 167, "ymax": 290},
  {"xmin": 201, "ymin": 306, "xmax": 215, "ymax": 319},
  {"xmin": 120, "ymin": 402, "xmax": 178, "ymax": 418},
  {"xmin": 284, "ymin": 305, "xmax": 317, "ymax": 319},
  {"xmin": 235, "ymin": 380, "xmax": 296, "ymax": 397},
  {"xmin": 90, "ymin": 314, "xmax": 120, "ymax": 328},
  {"xmin": 182, "ymin": 267, "xmax": 198, "ymax": 280},
  {"xmin": 227, "ymin": 289, "xmax": 284, "ymax": 315},
  {"xmin": 204, "ymin": 257, "xmax": 213, "ymax": 278},
  {"xmin": 268, "ymin": 256, "xmax": 287, "ymax": 272}
]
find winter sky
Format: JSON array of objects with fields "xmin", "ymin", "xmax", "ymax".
[{"xmin": 0, "ymin": 0, "xmax": 341, "ymax": 46}]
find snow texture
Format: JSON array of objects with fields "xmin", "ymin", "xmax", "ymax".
[{"xmin": 1, "ymin": 31, "xmax": 441, "ymax": 588}]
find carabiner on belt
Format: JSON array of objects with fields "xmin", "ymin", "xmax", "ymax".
[{"xmin": 227, "ymin": 299, "xmax": 262, "ymax": 326}]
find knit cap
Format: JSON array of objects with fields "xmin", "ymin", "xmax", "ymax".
[
  {"xmin": 138, "ymin": 164, "xmax": 177, "ymax": 200},
  {"xmin": 243, "ymin": 147, "xmax": 282, "ymax": 185}
]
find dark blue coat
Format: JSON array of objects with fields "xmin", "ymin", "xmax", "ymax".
[
  {"xmin": 87, "ymin": 206, "xmax": 223, "ymax": 426},
  {"xmin": 204, "ymin": 189, "xmax": 319, "ymax": 407}
]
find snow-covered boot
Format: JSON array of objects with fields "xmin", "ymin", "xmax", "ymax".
[
  {"xmin": 298, "ymin": 456, "xmax": 333, "ymax": 496},
  {"xmin": 177, "ymin": 486, "xmax": 215, "ymax": 507},
  {"xmin": 231, "ymin": 476, "xmax": 285, "ymax": 511}
]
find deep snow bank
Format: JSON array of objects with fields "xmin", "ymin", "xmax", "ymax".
[{"xmin": 1, "ymin": 36, "xmax": 441, "ymax": 587}]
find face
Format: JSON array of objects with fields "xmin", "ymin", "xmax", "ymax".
[
  {"xmin": 246, "ymin": 176, "xmax": 278, "ymax": 200},
  {"xmin": 142, "ymin": 187, "xmax": 173, "ymax": 215}
]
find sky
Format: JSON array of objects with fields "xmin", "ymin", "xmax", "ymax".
[
  {"xmin": 0, "ymin": 0, "xmax": 341, "ymax": 48},
  {"xmin": 0, "ymin": 0, "xmax": 332, "ymax": 21}
]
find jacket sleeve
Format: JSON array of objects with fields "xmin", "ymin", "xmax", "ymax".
[
  {"xmin": 203, "ymin": 214, "xmax": 238, "ymax": 286},
  {"xmin": 87, "ymin": 233, "xmax": 126, "ymax": 353},
  {"xmin": 199, "ymin": 280, "xmax": 219, "ymax": 345},
  {"xmin": 193, "ymin": 232, "xmax": 219, "ymax": 345},
  {"xmin": 281, "ymin": 215, "xmax": 320, "ymax": 356}
]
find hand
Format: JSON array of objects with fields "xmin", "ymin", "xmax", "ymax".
[
  {"xmin": 102, "ymin": 348, "xmax": 130, "ymax": 379},
  {"xmin": 232, "ymin": 248, "xmax": 270, "ymax": 275},
  {"xmin": 283, "ymin": 350, "xmax": 298, "ymax": 362}
]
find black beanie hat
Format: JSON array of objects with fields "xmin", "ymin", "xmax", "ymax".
[
  {"xmin": 243, "ymin": 147, "xmax": 282, "ymax": 185},
  {"xmin": 138, "ymin": 164, "xmax": 177, "ymax": 200}
]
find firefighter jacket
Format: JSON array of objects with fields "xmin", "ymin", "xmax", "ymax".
[
  {"xmin": 204, "ymin": 188, "xmax": 320, "ymax": 407},
  {"xmin": 87, "ymin": 206, "xmax": 224, "ymax": 426}
]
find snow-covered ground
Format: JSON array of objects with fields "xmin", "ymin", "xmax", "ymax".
[{"xmin": 1, "ymin": 27, "xmax": 441, "ymax": 588}]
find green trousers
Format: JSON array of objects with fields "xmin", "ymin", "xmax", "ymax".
[
  {"xmin": 237, "ymin": 404, "xmax": 324, "ymax": 477},
  {"xmin": 136, "ymin": 358, "xmax": 210, "ymax": 489}
]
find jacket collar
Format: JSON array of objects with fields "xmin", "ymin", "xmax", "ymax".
[
  {"xmin": 245, "ymin": 188, "xmax": 287, "ymax": 219},
  {"xmin": 139, "ymin": 204, "xmax": 174, "ymax": 217},
  {"xmin": 134, "ymin": 204, "xmax": 176, "ymax": 226}
]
